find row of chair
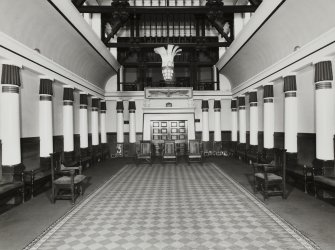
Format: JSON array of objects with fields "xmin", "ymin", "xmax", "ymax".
[{"xmin": 136, "ymin": 140, "xmax": 203, "ymax": 164}]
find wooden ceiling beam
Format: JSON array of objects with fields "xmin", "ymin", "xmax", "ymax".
[
  {"xmin": 248, "ymin": 0, "xmax": 262, "ymax": 7},
  {"xmin": 72, "ymin": 0, "xmax": 87, "ymax": 8},
  {"xmin": 107, "ymin": 42, "xmax": 229, "ymax": 48},
  {"xmin": 78, "ymin": 5, "xmax": 257, "ymax": 14}
]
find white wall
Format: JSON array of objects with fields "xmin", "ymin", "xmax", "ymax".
[
  {"xmin": 257, "ymin": 88, "xmax": 264, "ymax": 131},
  {"xmin": 274, "ymin": 78, "xmax": 284, "ymax": 132},
  {"xmin": 296, "ymin": 65, "xmax": 315, "ymax": 133}
]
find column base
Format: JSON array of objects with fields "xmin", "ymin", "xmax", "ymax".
[
  {"xmin": 63, "ymin": 151, "xmax": 74, "ymax": 164},
  {"xmin": 313, "ymin": 158, "xmax": 334, "ymax": 175},
  {"xmin": 128, "ymin": 143, "xmax": 136, "ymax": 158},
  {"xmin": 2, "ymin": 163, "xmax": 25, "ymax": 183},
  {"xmin": 261, "ymin": 148, "xmax": 274, "ymax": 163},
  {"xmin": 246, "ymin": 145, "xmax": 259, "ymax": 164},
  {"xmin": 202, "ymin": 141, "xmax": 211, "ymax": 156},
  {"xmin": 213, "ymin": 141, "xmax": 222, "ymax": 155},
  {"xmin": 40, "ymin": 157, "xmax": 51, "ymax": 170},
  {"xmin": 286, "ymin": 153, "xmax": 298, "ymax": 166},
  {"xmin": 80, "ymin": 147, "xmax": 90, "ymax": 157}
]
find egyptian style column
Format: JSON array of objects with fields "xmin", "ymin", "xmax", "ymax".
[
  {"xmin": 249, "ymin": 90, "xmax": 258, "ymax": 152},
  {"xmin": 213, "ymin": 100, "xmax": 222, "ymax": 153},
  {"xmin": 116, "ymin": 101, "xmax": 124, "ymax": 143},
  {"xmin": 231, "ymin": 98, "xmax": 238, "ymax": 142},
  {"xmin": 63, "ymin": 86, "xmax": 74, "ymax": 163},
  {"xmin": 129, "ymin": 101, "xmax": 136, "ymax": 143},
  {"xmin": 238, "ymin": 95, "xmax": 246, "ymax": 144},
  {"xmin": 1, "ymin": 64, "xmax": 24, "ymax": 181},
  {"xmin": 100, "ymin": 101, "xmax": 107, "ymax": 144},
  {"xmin": 214, "ymin": 100, "xmax": 221, "ymax": 142},
  {"xmin": 128, "ymin": 101, "xmax": 136, "ymax": 156},
  {"xmin": 284, "ymin": 75, "xmax": 298, "ymax": 154},
  {"xmin": 39, "ymin": 78, "xmax": 53, "ymax": 166},
  {"xmin": 91, "ymin": 97, "xmax": 100, "ymax": 147},
  {"xmin": 202, "ymin": 100, "xmax": 210, "ymax": 152},
  {"xmin": 314, "ymin": 60, "xmax": 334, "ymax": 163},
  {"xmin": 263, "ymin": 83, "xmax": 274, "ymax": 152},
  {"xmin": 79, "ymin": 92, "xmax": 89, "ymax": 157}
]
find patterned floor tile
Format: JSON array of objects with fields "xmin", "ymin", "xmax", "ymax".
[{"xmin": 26, "ymin": 163, "xmax": 318, "ymax": 250}]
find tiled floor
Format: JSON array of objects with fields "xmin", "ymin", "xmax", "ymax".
[{"xmin": 26, "ymin": 163, "xmax": 317, "ymax": 250}]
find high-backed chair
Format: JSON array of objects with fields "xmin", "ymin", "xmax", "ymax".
[
  {"xmin": 50, "ymin": 152, "xmax": 86, "ymax": 205},
  {"xmin": 252, "ymin": 148, "xmax": 287, "ymax": 200},
  {"xmin": 137, "ymin": 141, "xmax": 152, "ymax": 164},
  {"xmin": 188, "ymin": 140, "xmax": 202, "ymax": 163},
  {"xmin": 163, "ymin": 140, "xmax": 177, "ymax": 163}
]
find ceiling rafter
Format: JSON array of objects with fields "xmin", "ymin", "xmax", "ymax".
[
  {"xmin": 72, "ymin": 0, "xmax": 87, "ymax": 8},
  {"xmin": 78, "ymin": 5, "xmax": 258, "ymax": 14}
]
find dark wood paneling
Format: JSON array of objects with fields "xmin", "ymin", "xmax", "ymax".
[
  {"xmin": 246, "ymin": 131, "xmax": 250, "ymax": 149},
  {"xmin": 297, "ymin": 133, "xmax": 316, "ymax": 166},
  {"xmin": 274, "ymin": 132, "xmax": 284, "ymax": 149},
  {"xmin": 258, "ymin": 131, "xmax": 264, "ymax": 151}
]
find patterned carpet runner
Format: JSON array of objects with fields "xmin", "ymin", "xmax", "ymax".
[{"xmin": 26, "ymin": 163, "xmax": 318, "ymax": 250}]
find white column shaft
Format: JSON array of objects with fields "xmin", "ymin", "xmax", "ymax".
[
  {"xmin": 100, "ymin": 113, "xmax": 107, "ymax": 143},
  {"xmin": 231, "ymin": 111, "xmax": 238, "ymax": 141},
  {"xmin": 129, "ymin": 112, "xmax": 136, "ymax": 143},
  {"xmin": 214, "ymin": 111, "xmax": 221, "ymax": 141},
  {"xmin": 80, "ymin": 108, "xmax": 88, "ymax": 148},
  {"xmin": 213, "ymin": 66, "xmax": 217, "ymax": 91},
  {"xmin": 249, "ymin": 106, "xmax": 258, "ymax": 145},
  {"xmin": 239, "ymin": 109, "xmax": 246, "ymax": 143},
  {"xmin": 285, "ymin": 96, "xmax": 298, "ymax": 153},
  {"xmin": 117, "ymin": 112, "xmax": 124, "ymax": 143},
  {"xmin": 39, "ymin": 100, "xmax": 53, "ymax": 157},
  {"xmin": 63, "ymin": 105, "xmax": 74, "ymax": 152},
  {"xmin": 1, "ymin": 91, "xmax": 21, "ymax": 165},
  {"xmin": 263, "ymin": 102, "xmax": 274, "ymax": 149},
  {"xmin": 91, "ymin": 111, "xmax": 99, "ymax": 146},
  {"xmin": 316, "ymin": 88, "xmax": 334, "ymax": 160},
  {"xmin": 202, "ymin": 111, "xmax": 209, "ymax": 142}
]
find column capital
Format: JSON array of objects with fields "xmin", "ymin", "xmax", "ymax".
[
  {"xmin": 92, "ymin": 97, "xmax": 100, "ymax": 111},
  {"xmin": 63, "ymin": 86, "xmax": 74, "ymax": 101},
  {"xmin": 39, "ymin": 78, "xmax": 53, "ymax": 96},
  {"xmin": 101, "ymin": 101, "xmax": 107, "ymax": 113},
  {"xmin": 116, "ymin": 100, "xmax": 124, "ymax": 112},
  {"xmin": 214, "ymin": 100, "xmax": 221, "ymax": 111},
  {"xmin": 248, "ymin": 90, "xmax": 258, "ymax": 104},
  {"xmin": 263, "ymin": 83, "xmax": 274, "ymax": 99},
  {"xmin": 238, "ymin": 95, "xmax": 245, "ymax": 109},
  {"xmin": 128, "ymin": 100, "xmax": 136, "ymax": 113},
  {"xmin": 1, "ymin": 64, "xmax": 21, "ymax": 86},
  {"xmin": 231, "ymin": 98, "xmax": 237, "ymax": 111},
  {"xmin": 314, "ymin": 60, "xmax": 333, "ymax": 83},
  {"xmin": 284, "ymin": 75, "xmax": 297, "ymax": 93},
  {"xmin": 201, "ymin": 100, "xmax": 209, "ymax": 112}
]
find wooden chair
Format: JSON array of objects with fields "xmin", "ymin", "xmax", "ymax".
[
  {"xmin": 50, "ymin": 152, "xmax": 86, "ymax": 205},
  {"xmin": 137, "ymin": 141, "xmax": 152, "ymax": 164},
  {"xmin": 163, "ymin": 140, "xmax": 177, "ymax": 163},
  {"xmin": 188, "ymin": 140, "xmax": 202, "ymax": 163},
  {"xmin": 252, "ymin": 148, "xmax": 287, "ymax": 200},
  {"xmin": 313, "ymin": 159, "xmax": 335, "ymax": 199}
]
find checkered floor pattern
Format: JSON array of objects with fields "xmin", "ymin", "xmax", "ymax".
[{"xmin": 26, "ymin": 162, "xmax": 318, "ymax": 250}]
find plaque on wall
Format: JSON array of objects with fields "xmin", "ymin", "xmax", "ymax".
[
  {"xmin": 180, "ymin": 135, "xmax": 186, "ymax": 140},
  {"xmin": 161, "ymin": 122, "xmax": 167, "ymax": 127},
  {"xmin": 171, "ymin": 122, "xmax": 177, "ymax": 127},
  {"xmin": 179, "ymin": 122, "xmax": 185, "ymax": 127},
  {"xmin": 171, "ymin": 135, "xmax": 178, "ymax": 140},
  {"xmin": 161, "ymin": 128, "xmax": 167, "ymax": 133},
  {"xmin": 153, "ymin": 122, "xmax": 159, "ymax": 127},
  {"xmin": 180, "ymin": 128, "xmax": 185, "ymax": 133},
  {"xmin": 162, "ymin": 135, "xmax": 167, "ymax": 140},
  {"xmin": 171, "ymin": 128, "xmax": 178, "ymax": 133},
  {"xmin": 145, "ymin": 87, "xmax": 193, "ymax": 99}
]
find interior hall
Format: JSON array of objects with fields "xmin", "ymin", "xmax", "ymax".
[{"xmin": 0, "ymin": 0, "xmax": 335, "ymax": 249}]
